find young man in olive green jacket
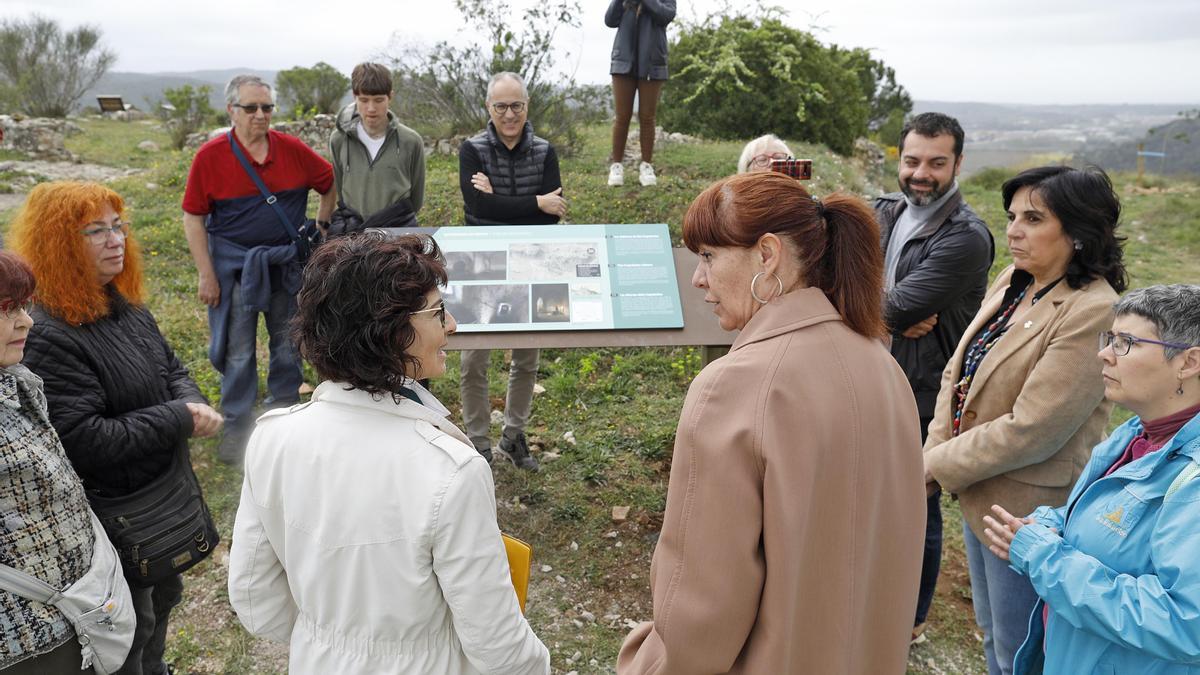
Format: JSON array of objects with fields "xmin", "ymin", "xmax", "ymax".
[{"xmin": 328, "ymin": 63, "xmax": 426, "ymax": 224}]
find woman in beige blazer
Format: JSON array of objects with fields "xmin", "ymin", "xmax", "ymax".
[
  {"xmin": 618, "ymin": 173, "xmax": 926, "ymax": 674},
  {"xmin": 923, "ymin": 166, "xmax": 1128, "ymax": 675}
]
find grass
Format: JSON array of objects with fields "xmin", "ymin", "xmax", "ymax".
[{"xmin": 1, "ymin": 118, "xmax": 1198, "ymax": 674}]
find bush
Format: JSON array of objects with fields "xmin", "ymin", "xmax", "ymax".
[
  {"xmin": 154, "ymin": 85, "xmax": 216, "ymax": 150},
  {"xmin": 0, "ymin": 15, "xmax": 115, "ymax": 117},
  {"xmin": 388, "ymin": 0, "xmax": 606, "ymax": 154},
  {"xmin": 659, "ymin": 9, "xmax": 909, "ymax": 155},
  {"xmin": 275, "ymin": 62, "xmax": 350, "ymax": 116}
]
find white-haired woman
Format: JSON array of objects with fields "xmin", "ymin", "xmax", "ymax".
[{"xmin": 737, "ymin": 134, "xmax": 793, "ymax": 174}]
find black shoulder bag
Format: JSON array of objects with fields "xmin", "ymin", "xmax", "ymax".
[
  {"xmin": 87, "ymin": 444, "xmax": 219, "ymax": 587},
  {"xmin": 227, "ymin": 130, "xmax": 323, "ymax": 263}
]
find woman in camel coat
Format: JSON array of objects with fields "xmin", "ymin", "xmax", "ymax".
[{"xmin": 618, "ymin": 173, "xmax": 925, "ymax": 674}]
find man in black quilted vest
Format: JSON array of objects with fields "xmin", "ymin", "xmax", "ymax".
[{"xmin": 457, "ymin": 71, "xmax": 566, "ymax": 471}]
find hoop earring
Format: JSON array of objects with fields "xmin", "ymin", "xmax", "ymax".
[
  {"xmin": 750, "ymin": 272, "xmax": 784, "ymax": 304},
  {"xmin": 1178, "ymin": 377, "xmax": 1186, "ymax": 396}
]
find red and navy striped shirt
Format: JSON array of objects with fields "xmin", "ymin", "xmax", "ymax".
[{"xmin": 182, "ymin": 130, "xmax": 333, "ymax": 247}]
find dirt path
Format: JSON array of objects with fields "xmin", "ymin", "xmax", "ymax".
[{"xmin": 0, "ymin": 159, "xmax": 144, "ymax": 212}]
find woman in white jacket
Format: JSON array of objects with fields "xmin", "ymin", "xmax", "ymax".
[{"xmin": 227, "ymin": 232, "xmax": 549, "ymax": 675}]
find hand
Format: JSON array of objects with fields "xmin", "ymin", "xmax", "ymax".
[
  {"xmin": 471, "ymin": 172, "xmax": 494, "ymax": 194},
  {"xmin": 982, "ymin": 504, "xmax": 1057, "ymax": 562},
  {"xmin": 197, "ymin": 274, "xmax": 220, "ymax": 308},
  {"xmin": 903, "ymin": 313, "xmax": 938, "ymax": 339},
  {"xmin": 186, "ymin": 402, "xmax": 224, "ymax": 438},
  {"xmin": 536, "ymin": 187, "xmax": 567, "ymax": 217}
]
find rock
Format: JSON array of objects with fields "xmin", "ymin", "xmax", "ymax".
[
  {"xmin": 570, "ymin": 541, "xmax": 579, "ymax": 551},
  {"xmin": 145, "ymin": 182, "xmax": 160, "ymax": 190},
  {"xmin": 541, "ymin": 451, "xmax": 560, "ymax": 462},
  {"xmin": 532, "ymin": 383, "xmax": 546, "ymax": 395},
  {"xmin": 0, "ymin": 116, "xmax": 82, "ymax": 161},
  {"xmin": 604, "ymin": 530, "xmax": 619, "ymax": 538},
  {"xmin": 490, "ymin": 410, "xmax": 504, "ymax": 425},
  {"xmin": 580, "ymin": 610, "xmax": 595, "ymax": 622},
  {"xmin": 136, "ymin": 140, "xmax": 159, "ymax": 152},
  {"xmin": 555, "ymin": 575, "xmax": 566, "ymax": 584},
  {"xmin": 611, "ymin": 506, "xmax": 631, "ymax": 522},
  {"xmin": 540, "ymin": 564, "xmax": 553, "ymax": 573},
  {"xmin": 623, "ymin": 618, "xmax": 641, "ymax": 629},
  {"xmin": 562, "ymin": 430, "xmax": 576, "ymax": 445}
]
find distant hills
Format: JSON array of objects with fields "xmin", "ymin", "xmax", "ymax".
[
  {"xmin": 83, "ymin": 68, "xmax": 278, "ymax": 112},
  {"xmin": 1075, "ymin": 116, "xmax": 1200, "ymax": 176},
  {"xmin": 912, "ymin": 100, "xmax": 1196, "ymax": 175}
]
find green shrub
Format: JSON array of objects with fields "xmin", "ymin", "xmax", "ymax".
[
  {"xmin": 155, "ymin": 84, "xmax": 216, "ymax": 150},
  {"xmin": 659, "ymin": 8, "xmax": 909, "ymax": 155}
]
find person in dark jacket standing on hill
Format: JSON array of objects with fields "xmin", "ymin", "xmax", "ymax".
[
  {"xmin": 605, "ymin": 0, "xmax": 675, "ymax": 188},
  {"xmin": 11, "ymin": 182, "xmax": 222, "ymax": 675},
  {"xmin": 874, "ymin": 112, "xmax": 995, "ymax": 644},
  {"xmin": 458, "ymin": 72, "xmax": 562, "ymax": 471},
  {"xmin": 328, "ymin": 62, "xmax": 426, "ymax": 230}
]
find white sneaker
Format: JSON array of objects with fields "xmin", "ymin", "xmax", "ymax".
[
  {"xmin": 607, "ymin": 162, "xmax": 624, "ymax": 186},
  {"xmin": 639, "ymin": 161, "xmax": 657, "ymax": 186}
]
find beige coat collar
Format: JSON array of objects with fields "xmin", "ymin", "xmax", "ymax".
[
  {"xmin": 957, "ymin": 266, "xmax": 1088, "ymax": 407},
  {"xmin": 731, "ymin": 287, "xmax": 843, "ymax": 352}
]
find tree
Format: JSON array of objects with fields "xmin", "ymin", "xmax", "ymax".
[
  {"xmin": 275, "ymin": 62, "xmax": 350, "ymax": 116},
  {"xmin": 837, "ymin": 47, "xmax": 912, "ymax": 144},
  {"xmin": 388, "ymin": 0, "xmax": 606, "ymax": 154},
  {"xmin": 0, "ymin": 15, "xmax": 116, "ymax": 117},
  {"xmin": 659, "ymin": 9, "xmax": 908, "ymax": 155},
  {"xmin": 154, "ymin": 84, "xmax": 216, "ymax": 149}
]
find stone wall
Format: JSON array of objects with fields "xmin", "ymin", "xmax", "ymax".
[
  {"xmin": 183, "ymin": 114, "xmax": 472, "ymax": 159},
  {"xmin": 0, "ymin": 116, "xmax": 83, "ymax": 161}
]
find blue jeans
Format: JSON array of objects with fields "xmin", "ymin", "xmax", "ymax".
[
  {"xmin": 220, "ymin": 281, "xmax": 301, "ymax": 429},
  {"xmin": 963, "ymin": 519, "xmax": 1039, "ymax": 675},
  {"xmin": 915, "ymin": 416, "xmax": 942, "ymax": 626}
]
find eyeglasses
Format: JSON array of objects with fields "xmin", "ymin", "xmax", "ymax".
[
  {"xmin": 751, "ymin": 152, "xmax": 790, "ymax": 168},
  {"xmin": 412, "ymin": 300, "xmax": 447, "ymax": 327},
  {"xmin": 1099, "ymin": 331, "xmax": 1194, "ymax": 357},
  {"xmin": 490, "ymin": 101, "xmax": 526, "ymax": 115},
  {"xmin": 81, "ymin": 221, "xmax": 129, "ymax": 244},
  {"xmin": 233, "ymin": 103, "xmax": 275, "ymax": 114},
  {"xmin": 0, "ymin": 298, "xmax": 33, "ymax": 319}
]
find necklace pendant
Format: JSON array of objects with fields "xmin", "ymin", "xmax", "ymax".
[{"xmin": 1023, "ymin": 320, "xmax": 1033, "ymax": 329}]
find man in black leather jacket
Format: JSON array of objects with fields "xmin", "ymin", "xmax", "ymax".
[{"xmin": 875, "ymin": 112, "xmax": 994, "ymax": 642}]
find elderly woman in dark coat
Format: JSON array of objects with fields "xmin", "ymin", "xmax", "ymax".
[{"xmin": 11, "ymin": 182, "xmax": 222, "ymax": 675}]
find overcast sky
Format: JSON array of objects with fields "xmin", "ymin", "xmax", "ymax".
[{"xmin": 5, "ymin": 0, "xmax": 1198, "ymax": 105}]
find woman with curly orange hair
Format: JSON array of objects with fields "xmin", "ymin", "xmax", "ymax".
[{"xmin": 11, "ymin": 182, "xmax": 222, "ymax": 675}]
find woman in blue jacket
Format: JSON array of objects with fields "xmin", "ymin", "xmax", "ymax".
[
  {"xmin": 985, "ymin": 284, "xmax": 1200, "ymax": 675},
  {"xmin": 604, "ymin": 0, "xmax": 675, "ymax": 188}
]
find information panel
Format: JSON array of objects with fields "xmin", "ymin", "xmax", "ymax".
[{"xmin": 428, "ymin": 223, "xmax": 684, "ymax": 333}]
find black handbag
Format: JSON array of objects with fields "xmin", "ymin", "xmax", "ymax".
[
  {"xmin": 226, "ymin": 130, "xmax": 323, "ymax": 263},
  {"xmin": 87, "ymin": 446, "xmax": 219, "ymax": 587}
]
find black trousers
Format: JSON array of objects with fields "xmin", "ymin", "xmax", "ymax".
[{"xmin": 113, "ymin": 573, "xmax": 183, "ymax": 675}]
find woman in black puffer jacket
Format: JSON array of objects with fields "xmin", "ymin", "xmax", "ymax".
[{"xmin": 12, "ymin": 182, "xmax": 223, "ymax": 675}]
